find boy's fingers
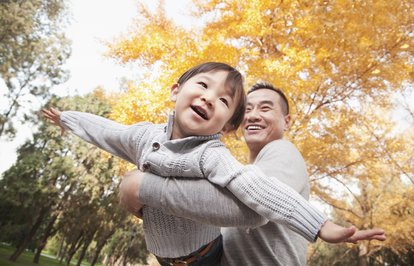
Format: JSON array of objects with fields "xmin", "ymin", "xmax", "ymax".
[
  {"xmin": 346, "ymin": 229, "xmax": 386, "ymax": 243},
  {"xmin": 51, "ymin": 107, "xmax": 61, "ymax": 116},
  {"xmin": 42, "ymin": 109, "xmax": 57, "ymax": 120},
  {"xmin": 41, "ymin": 109, "xmax": 51, "ymax": 117}
]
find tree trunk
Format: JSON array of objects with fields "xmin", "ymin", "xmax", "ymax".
[
  {"xmin": 58, "ymin": 240, "xmax": 67, "ymax": 263},
  {"xmin": 358, "ymin": 242, "xmax": 368, "ymax": 266},
  {"xmin": 91, "ymin": 229, "xmax": 116, "ymax": 266},
  {"xmin": 33, "ymin": 214, "xmax": 58, "ymax": 263},
  {"xmin": 66, "ymin": 232, "xmax": 84, "ymax": 266},
  {"xmin": 9, "ymin": 207, "xmax": 48, "ymax": 262},
  {"xmin": 76, "ymin": 230, "xmax": 96, "ymax": 266}
]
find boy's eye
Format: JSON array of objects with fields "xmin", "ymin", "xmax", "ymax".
[
  {"xmin": 220, "ymin": 98, "xmax": 229, "ymax": 107},
  {"xmin": 198, "ymin": 82, "xmax": 207, "ymax": 88}
]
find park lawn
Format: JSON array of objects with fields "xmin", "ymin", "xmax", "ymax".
[{"xmin": 0, "ymin": 244, "xmax": 63, "ymax": 266}]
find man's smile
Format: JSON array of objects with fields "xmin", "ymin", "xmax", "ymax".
[{"xmin": 245, "ymin": 124, "xmax": 264, "ymax": 131}]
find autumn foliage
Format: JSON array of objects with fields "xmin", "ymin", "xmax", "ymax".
[{"xmin": 107, "ymin": 0, "xmax": 413, "ymax": 264}]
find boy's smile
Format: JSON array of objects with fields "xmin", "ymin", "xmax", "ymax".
[
  {"xmin": 191, "ymin": 105, "xmax": 208, "ymax": 120},
  {"xmin": 170, "ymin": 70, "xmax": 237, "ymax": 139}
]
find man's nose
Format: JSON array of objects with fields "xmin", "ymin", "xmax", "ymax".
[{"xmin": 245, "ymin": 108, "xmax": 261, "ymax": 121}]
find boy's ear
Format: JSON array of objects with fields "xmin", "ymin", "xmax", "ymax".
[
  {"xmin": 220, "ymin": 123, "xmax": 233, "ymax": 135},
  {"xmin": 170, "ymin": 83, "xmax": 180, "ymax": 102}
]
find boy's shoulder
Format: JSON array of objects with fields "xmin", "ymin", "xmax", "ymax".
[
  {"xmin": 203, "ymin": 138, "xmax": 226, "ymax": 149},
  {"xmin": 199, "ymin": 138, "xmax": 231, "ymax": 160}
]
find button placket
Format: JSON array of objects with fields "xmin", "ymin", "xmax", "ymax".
[
  {"xmin": 142, "ymin": 162, "xmax": 150, "ymax": 171},
  {"xmin": 152, "ymin": 142, "xmax": 160, "ymax": 151}
]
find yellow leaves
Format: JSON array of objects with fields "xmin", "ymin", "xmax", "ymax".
[
  {"xmin": 109, "ymin": 24, "xmax": 190, "ymax": 65},
  {"xmin": 110, "ymin": 80, "xmax": 173, "ymax": 125},
  {"xmin": 107, "ymin": 3, "xmax": 196, "ymax": 65}
]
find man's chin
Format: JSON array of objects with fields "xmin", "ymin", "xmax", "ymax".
[{"xmin": 244, "ymin": 134, "xmax": 264, "ymax": 143}]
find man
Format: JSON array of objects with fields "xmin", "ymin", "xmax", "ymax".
[{"xmin": 120, "ymin": 82, "xmax": 385, "ymax": 265}]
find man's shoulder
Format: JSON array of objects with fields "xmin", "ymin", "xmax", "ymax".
[
  {"xmin": 258, "ymin": 139, "xmax": 300, "ymax": 158},
  {"xmin": 255, "ymin": 139, "xmax": 306, "ymax": 171}
]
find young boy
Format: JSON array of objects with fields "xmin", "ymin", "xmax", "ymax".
[{"xmin": 43, "ymin": 62, "xmax": 385, "ymax": 265}]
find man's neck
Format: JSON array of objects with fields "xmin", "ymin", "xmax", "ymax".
[{"xmin": 248, "ymin": 148, "xmax": 260, "ymax": 163}]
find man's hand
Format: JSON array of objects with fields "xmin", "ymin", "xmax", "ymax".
[
  {"xmin": 119, "ymin": 169, "xmax": 145, "ymax": 218},
  {"xmin": 318, "ymin": 220, "xmax": 386, "ymax": 244},
  {"xmin": 42, "ymin": 108, "xmax": 65, "ymax": 135}
]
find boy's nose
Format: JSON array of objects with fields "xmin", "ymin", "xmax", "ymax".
[{"xmin": 201, "ymin": 93, "xmax": 214, "ymax": 107}]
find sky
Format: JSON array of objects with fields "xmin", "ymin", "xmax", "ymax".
[{"xmin": 0, "ymin": 0, "xmax": 193, "ymax": 174}]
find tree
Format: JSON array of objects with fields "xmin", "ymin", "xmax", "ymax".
[
  {"xmin": 107, "ymin": 0, "xmax": 414, "ymax": 263},
  {"xmin": 0, "ymin": 90, "xmax": 136, "ymax": 264},
  {"xmin": 103, "ymin": 220, "xmax": 148, "ymax": 266},
  {"xmin": 0, "ymin": 0, "xmax": 71, "ymax": 139}
]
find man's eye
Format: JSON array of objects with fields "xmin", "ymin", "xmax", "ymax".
[
  {"xmin": 220, "ymin": 98, "xmax": 229, "ymax": 106},
  {"xmin": 198, "ymin": 82, "xmax": 207, "ymax": 88},
  {"xmin": 262, "ymin": 106, "xmax": 271, "ymax": 111}
]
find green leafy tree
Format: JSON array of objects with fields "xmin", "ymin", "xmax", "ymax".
[
  {"xmin": 0, "ymin": 90, "xmax": 131, "ymax": 264},
  {"xmin": 0, "ymin": 0, "xmax": 71, "ymax": 138}
]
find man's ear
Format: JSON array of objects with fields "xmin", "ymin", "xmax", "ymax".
[
  {"xmin": 170, "ymin": 83, "xmax": 180, "ymax": 102},
  {"xmin": 283, "ymin": 114, "xmax": 291, "ymax": 131}
]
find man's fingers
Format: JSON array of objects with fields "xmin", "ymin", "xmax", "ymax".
[{"xmin": 118, "ymin": 170, "xmax": 144, "ymax": 218}]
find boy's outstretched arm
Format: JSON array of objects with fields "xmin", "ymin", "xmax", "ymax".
[
  {"xmin": 42, "ymin": 108, "xmax": 65, "ymax": 135},
  {"xmin": 318, "ymin": 220, "xmax": 386, "ymax": 244},
  {"xmin": 42, "ymin": 109, "xmax": 147, "ymax": 165}
]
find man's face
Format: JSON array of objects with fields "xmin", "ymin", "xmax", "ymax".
[{"xmin": 242, "ymin": 89, "xmax": 290, "ymax": 152}]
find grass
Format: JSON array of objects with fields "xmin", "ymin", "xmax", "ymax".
[{"xmin": 0, "ymin": 244, "xmax": 65, "ymax": 266}]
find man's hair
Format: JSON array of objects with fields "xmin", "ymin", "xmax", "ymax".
[
  {"xmin": 248, "ymin": 82, "xmax": 289, "ymax": 115},
  {"xmin": 177, "ymin": 62, "xmax": 246, "ymax": 131}
]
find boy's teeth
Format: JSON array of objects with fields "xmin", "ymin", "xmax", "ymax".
[{"xmin": 192, "ymin": 106, "xmax": 208, "ymax": 120}]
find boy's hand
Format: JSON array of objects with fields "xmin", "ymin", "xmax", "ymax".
[
  {"xmin": 318, "ymin": 220, "xmax": 386, "ymax": 244},
  {"xmin": 119, "ymin": 169, "xmax": 145, "ymax": 218},
  {"xmin": 42, "ymin": 108, "xmax": 65, "ymax": 135}
]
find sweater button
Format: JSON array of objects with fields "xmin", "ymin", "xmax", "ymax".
[
  {"xmin": 143, "ymin": 162, "xmax": 150, "ymax": 171},
  {"xmin": 152, "ymin": 142, "xmax": 160, "ymax": 151}
]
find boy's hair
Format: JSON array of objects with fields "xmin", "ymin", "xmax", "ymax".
[
  {"xmin": 248, "ymin": 82, "xmax": 289, "ymax": 115},
  {"xmin": 177, "ymin": 62, "xmax": 246, "ymax": 131}
]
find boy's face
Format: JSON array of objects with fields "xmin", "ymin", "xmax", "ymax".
[{"xmin": 170, "ymin": 70, "xmax": 237, "ymax": 139}]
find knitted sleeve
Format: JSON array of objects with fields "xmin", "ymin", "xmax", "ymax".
[
  {"xmin": 201, "ymin": 146, "xmax": 327, "ymax": 242},
  {"xmin": 139, "ymin": 172, "xmax": 268, "ymax": 228},
  {"xmin": 60, "ymin": 111, "xmax": 150, "ymax": 164}
]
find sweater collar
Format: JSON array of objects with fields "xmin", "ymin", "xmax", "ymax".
[{"xmin": 165, "ymin": 112, "xmax": 222, "ymax": 142}]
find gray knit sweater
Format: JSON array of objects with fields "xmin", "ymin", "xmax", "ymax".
[
  {"xmin": 140, "ymin": 140, "xmax": 310, "ymax": 265},
  {"xmin": 60, "ymin": 111, "xmax": 326, "ymax": 258}
]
